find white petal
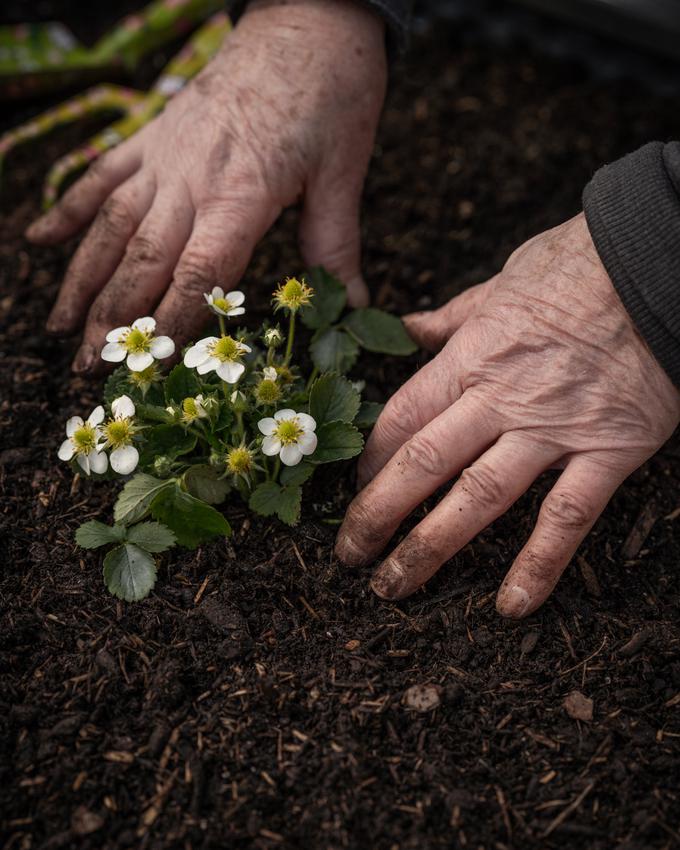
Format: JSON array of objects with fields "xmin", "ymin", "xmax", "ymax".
[
  {"xmin": 87, "ymin": 405, "xmax": 105, "ymax": 427},
  {"xmin": 66, "ymin": 416, "xmax": 83, "ymax": 437},
  {"xmin": 227, "ymin": 306, "xmax": 245, "ymax": 317},
  {"xmin": 211, "ymin": 286, "xmax": 224, "ymax": 300},
  {"xmin": 298, "ymin": 431, "xmax": 318, "ymax": 455},
  {"xmin": 274, "ymin": 409, "xmax": 296, "ymax": 422},
  {"xmin": 296, "ymin": 413, "xmax": 316, "ymax": 432},
  {"xmin": 183, "ymin": 343, "xmax": 210, "ymax": 368},
  {"xmin": 105, "ymin": 326, "xmax": 130, "ymax": 343},
  {"xmin": 227, "ymin": 290, "xmax": 245, "ymax": 307},
  {"xmin": 132, "ymin": 316, "xmax": 156, "ymax": 333},
  {"xmin": 211, "ymin": 304, "xmax": 228, "ymax": 316},
  {"xmin": 58, "ymin": 439, "xmax": 74, "ymax": 461},
  {"xmin": 89, "ymin": 449, "xmax": 109, "ymax": 474},
  {"xmin": 203, "ymin": 292, "xmax": 212, "ymax": 305},
  {"xmin": 111, "ymin": 395, "xmax": 135, "ymax": 419},
  {"xmin": 261, "ymin": 435, "xmax": 282, "ymax": 456},
  {"xmin": 196, "ymin": 357, "xmax": 219, "ymax": 375},
  {"xmin": 77, "ymin": 454, "xmax": 91, "ymax": 475},
  {"xmin": 263, "ymin": 367, "xmax": 278, "ymax": 382},
  {"xmin": 110, "ymin": 445, "xmax": 139, "ymax": 475},
  {"xmin": 239, "ymin": 343, "xmax": 252, "ymax": 354},
  {"xmin": 258, "ymin": 417, "xmax": 277, "ymax": 436},
  {"xmin": 216, "ymin": 361, "xmax": 245, "ymax": 383},
  {"xmin": 101, "ymin": 341, "xmax": 126, "ymax": 362},
  {"xmin": 280, "ymin": 444, "xmax": 303, "ymax": 466},
  {"xmin": 149, "ymin": 335, "xmax": 175, "ymax": 359},
  {"xmin": 126, "ymin": 351, "xmax": 154, "ymax": 371}
]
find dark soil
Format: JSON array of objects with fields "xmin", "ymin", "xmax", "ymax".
[{"xmin": 3, "ymin": 11, "xmax": 680, "ymax": 850}]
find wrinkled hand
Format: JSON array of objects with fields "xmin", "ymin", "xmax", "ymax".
[
  {"xmin": 27, "ymin": 0, "xmax": 386, "ymax": 373},
  {"xmin": 336, "ymin": 214, "xmax": 680, "ymax": 618}
]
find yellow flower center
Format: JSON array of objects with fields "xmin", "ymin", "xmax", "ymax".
[
  {"xmin": 213, "ymin": 296, "xmax": 233, "ymax": 313},
  {"xmin": 226, "ymin": 446, "xmax": 253, "ymax": 475},
  {"xmin": 123, "ymin": 327, "xmax": 152, "ymax": 354},
  {"xmin": 182, "ymin": 397, "xmax": 203, "ymax": 421},
  {"xmin": 72, "ymin": 424, "xmax": 98, "ymax": 454},
  {"xmin": 255, "ymin": 379, "xmax": 281, "ymax": 405},
  {"xmin": 105, "ymin": 419, "xmax": 133, "ymax": 448},
  {"xmin": 209, "ymin": 335, "xmax": 242, "ymax": 362},
  {"xmin": 276, "ymin": 419, "xmax": 302, "ymax": 445},
  {"xmin": 273, "ymin": 277, "xmax": 314, "ymax": 312},
  {"xmin": 129, "ymin": 363, "xmax": 160, "ymax": 386}
]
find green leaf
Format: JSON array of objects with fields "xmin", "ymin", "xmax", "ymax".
[
  {"xmin": 103, "ymin": 543, "xmax": 157, "ymax": 602},
  {"xmin": 150, "ymin": 484, "xmax": 231, "ymax": 549},
  {"xmin": 125, "ymin": 521, "xmax": 177, "ymax": 553},
  {"xmin": 301, "ymin": 267, "xmax": 347, "ymax": 330},
  {"xmin": 134, "ymin": 403, "xmax": 174, "ymax": 424},
  {"xmin": 312, "ymin": 421, "xmax": 364, "ymax": 464},
  {"xmin": 280, "ymin": 461, "xmax": 315, "ymax": 487},
  {"xmin": 138, "ymin": 425, "xmax": 196, "ymax": 468},
  {"xmin": 183, "ymin": 465, "xmax": 230, "ymax": 505},
  {"xmin": 114, "ymin": 473, "xmax": 175, "ymax": 526},
  {"xmin": 249, "ymin": 481, "xmax": 302, "ymax": 526},
  {"xmin": 309, "ymin": 326, "xmax": 359, "ymax": 374},
  {"xmin": 342, "ymin": 308, "xmax": 418, "ymax": 355},
  {"xmin": 103, "ymin": 367, "xmax": 139, "ymax": 407},
  {"xmin": 164, "ymin": 362, "xmax": 201, "ymax": 404},
  {"xmin": 309, "ymin": 373, "xmax": 361, "ymax": 426},
  {"xmin": 354, "ymin": 401, "xmax": 384, "ymax": 429},
  {"xmin": 76, "ymin": 520, "xmax": 126, "ymax": 549}
]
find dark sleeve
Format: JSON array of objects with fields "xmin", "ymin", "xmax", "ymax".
[
  {"xmin": 224, "ymin": 0, "xmax": 412, "ymax": 52},
  {"xmin": 583, "ymin": 141, "xmax": 680, "ymax": 386}
]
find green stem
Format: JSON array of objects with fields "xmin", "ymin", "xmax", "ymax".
[
  {"xmin": 306, "ymin": 367, "xmax": 319, "ymax": 391},
  {"xmin": 284, "ymin": 311, "xmax": 296, "ymax": 366},
  {"xmin": 218, "ymin": 315, "xmax": 226, "ymax": 336},
  {"xmin": 272, "ymin": 457, "xmax": 281, "ymax": 483}
]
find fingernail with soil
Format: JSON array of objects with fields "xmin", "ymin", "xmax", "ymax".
[
  {"xmin": 335, "ymin": 532, "xmax": 369, "ymax": 567},
  {"xmin": 371, "ymin": 560, "xmax": 407, "ymax": 600},
  {"xmin": 72, "ymin": 344, "xmax": 96, "ymax": 374},
  {"xmin": 25, "ymin": 217, "xmax": 48, "ymax": 241},
  {"xmin": 498, "ymin": 585, "xmax": 530, "ymax": 619}
]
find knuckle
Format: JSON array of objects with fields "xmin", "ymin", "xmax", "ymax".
[
  {"xmin": 127, "ymin": 233, "xmax": 165, "ymax": 267},
  {"xmin": 98, "ymin": 195, "xmax": 136, "ymax": 236},
  {"xmin": 174, "ymin": 254, "xmax": 217, "ymax": 297},
  {"xmin": 458, "ymin": 461, "xmax": 506, "ymax": 510},
  {"xmin": 401, "ymin": 433, "xmax": 443, "ymax": 478},
  {"xmin": 541, "ymin": 488, "xmax": 593, "ymax": 530}
]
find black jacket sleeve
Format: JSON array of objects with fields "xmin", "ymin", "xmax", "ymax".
[
  {"xmin": 583, "ymin": 142, "xmax": 680, "ymax": 386},
  {"xmin": 224, "ymin": 0, "xmax": 413, "ymax": 52}
]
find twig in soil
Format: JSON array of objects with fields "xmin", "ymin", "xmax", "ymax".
[
  {"xmin": 557, "ymin": 637, "xmax": 607, "ymax": 678},
  {"xmin": 542, "ymin": 781, "xmax": 595, "ymax": 838},
  {"xmin": 622, "ymin": 501, "xmax": 660, "ymax": 560}
]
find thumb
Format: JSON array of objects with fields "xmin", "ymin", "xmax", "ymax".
[
  {"xmin": 299, "ymin": 184, "xmax": 369, "ymax": 307},
  {"xmin": 403, "ymin": 277, "xmax": 496, "ymax": 351}
]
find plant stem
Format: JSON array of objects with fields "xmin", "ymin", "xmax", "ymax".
[
  {"xmin": 218, "ymin": 315, "xmax": 226, "ymax": 336},
  {"xmin": 284, "ymin": 311, "xmax": 296, "ymax": 366},
  {"xmin": 306, "ymin": 367, "xmax": 319, "ymax": 390},
  {"xmin": 272, "ymin": 457, "xmax": 281, "ymax": 483}
]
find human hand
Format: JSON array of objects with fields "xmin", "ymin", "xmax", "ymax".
[
  {"xmin": 335, "ymin": 213, "xmax": 680, "ymax": 618},
  {"xmin": 27, "ymin": 0, "xmax": 386, "ymax": 373}
]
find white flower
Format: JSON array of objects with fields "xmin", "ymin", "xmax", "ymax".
[
  {"xmin": 181, "ymin": 394, "xmax": 208, "ymax": 423},
  {"xmin": 58, "ymin": 405, "xmax": 108, "ymax": 476},
  {"xmin": 183, "ymin": 334, "xmax": 251, "ymax": 383},
  {"xmin": 263, "ymin": 366, "xmax": 278, "ymax": 382},
  {"xmin": 258, "ymin": 409, "xmax": 317, "ymax": 466},
  {"xmin": 204, "ymin": 287, "xmax": 245, "ymax": 318},
  {"xmin": 102, "ymin": 394, "xmax": 139, "ymax": 475},
  {"xmin": 101, "ymin": 317, "xmax": 175, "ymax": 372}
]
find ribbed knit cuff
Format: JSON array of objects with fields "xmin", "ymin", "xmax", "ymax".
[
  {"xmin": 583, "ymin": 141, "xmax": 680, "ymax": 387},
  {"xmin": 224, "ymin": 0, "xmax": 410, "ymax": 53}
]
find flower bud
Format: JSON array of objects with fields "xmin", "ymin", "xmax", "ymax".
[
  {"xmin": 209, "ymin": 450, "xmax": 225, "ymax": 469},
  {"xmin": 153, "ymin": 455, "xmax": 173, "ymax": 477},
  {"xmin": 263, "ymin": 327, "xmax": 283, "ymax": 348},
  {"xmin": 229, "ymin": 390, "xmax": 249, "ymax": 413}
]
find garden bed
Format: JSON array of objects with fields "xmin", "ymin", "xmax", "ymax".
[{"xmin": 2, "ymin": 15, "xmax": 680, "ymax": 850}]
